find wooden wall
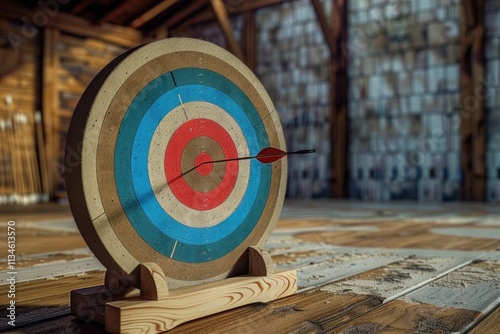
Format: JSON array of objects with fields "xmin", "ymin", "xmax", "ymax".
[
  {"xmin": 0, "ymin": 3, "xmax": 141, "ymax": 201},
  {"xmin": 0, "ymin": 19, "xmax": 39, "ymax": 115},
  {"xmin": 0, "ymin": 18, "xmax": 42, "ymax": 204},
  {"xmin": 49, "ymin": 32, "xmax": 129, "ymax": 197},
  {"xmin": 485, "ymin": 0, "xmax": 500, "ymax": 201}
]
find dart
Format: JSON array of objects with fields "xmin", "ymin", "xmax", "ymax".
[{"xmin": 181, "ymin": 147, "xmax": 315, "ymax": 176}]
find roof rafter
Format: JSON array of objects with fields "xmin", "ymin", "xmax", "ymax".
[
  {"xmin": 129, "ymin": 0, "xmax": 180, "ymax": 29},
  {"xmin": 147, "ymin": 0, "xmax": 209, "ymax": 36},
  {"xmin": 98, "ymin": 0, "xmax": 136, "ymax": 24},
  {"xmin": 210, "ymin": 0, "xmax": 245, "ymax": 61},
  {"xmin": 71, "ymin": 0, "xmax": 94, "ymax": 14},
  {"xmin": 176, "ymin": 0, "xmax": 290, "ymax": 30},
  {"xmin": 310, "ymin": 0, "xmax": 335, "ymax": 55}
]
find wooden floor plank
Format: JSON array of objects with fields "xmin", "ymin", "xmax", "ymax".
[
  {"xmin": 399, "ymin": 260, "xmax": 500, "ymax": 311},
  {"xmin": 0, "ymin": 257, "xmax": 104, "ymax": 284},
  {"xmin": 0, "ymin": 272, "xmax": 105, "ymax": 331},
  {"xmin": 469, "ymin": 305, "xmax": 500, "ymax": 334},
  {"xmin": 0, "ymin": 203, "xmax": 72, "ymax": 220},
  {"xmin": 0, "ymin": 225, "xmax": 85, "ymax": 256},
  {"xmin": 158, "ymin": 292, "xmax": 382, "ymax": 334},
  {"xmin": 2, "ymin": 201, "xmax": 500, "ymax": 333},
  {"xmin": 296, "ymin": 253, "xmax": 403, "ymax": 291},
  {"xmin": 320, "ymin": 256, "xmax": 475, "ymax": 299},
  {"xmin": 2, "ymin": 290, "xmax": 382, "ymax": 333},
  {"xmin": 330, "ymin": 260, "xmax": 500, "ymax": 333},
  {"xmin": 3, "ymin": 315, "xmax": 105, "ymax": 334},
  {"xmin": 0, "ymin": 248, "xmax": 92, "ymax": 271},
  {"xmin": 295, "ymin": 220, "xmax": 500, "ymax": 251},
  {"xmin": 332, "ymin": 298, "xmax": 482, "ymax": 333}
]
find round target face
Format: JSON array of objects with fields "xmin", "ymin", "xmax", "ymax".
[{"xmin": 65, "ymin": 38, "xmax": 287, "ymax": 288}]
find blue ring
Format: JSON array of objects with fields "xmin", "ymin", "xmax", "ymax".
[
  {"xmin": 114, "ymin": 68, "xmax": 271, "ymax": 263},
  {"xmin": 132, "ymin": 85, "xmax": 260, "ymax": 243}
]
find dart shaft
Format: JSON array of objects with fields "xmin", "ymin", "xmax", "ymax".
[
  {"xmin": 181, "ymin": 149, "xmax": 315, "ymax": 176},
  {"xmin": 181, "ymin": 154, "xmax": 262, "ymax": 176}
]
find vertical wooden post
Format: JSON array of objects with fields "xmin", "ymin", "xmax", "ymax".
[
  {"xmin": 331, "ymin": 0, "xmax": 348, "ymax": 198},
  {"xmin": 43, "ymin": 27, "xmax": 60, "ymax": 198},
  {"xmin": 243, "ymin": 10, "xmax": 256, "ymax": 72},
  {"xmin": 310, "ymin": 0, "xmax": 348, "ymax": 198},
  {"xmin": 331, "ymin": 0, "xmax": 347, "ymax": 198},
  {"xmin": 459, "ymin": 0, "xmax": 485, "ymax": 201}
]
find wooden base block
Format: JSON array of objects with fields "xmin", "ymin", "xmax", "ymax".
[
  {"xmin": 70, "ymin": 248, "xmax": 297, "ymax": 333},
  {"xmin": 109, "ymin": 269, "xmax": 296, "ymax": 333},
  {"xmin": 71, "ymin": 269, "xmax": 297, "ymax": 333}
]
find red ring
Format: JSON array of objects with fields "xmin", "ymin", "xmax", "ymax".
[{"xmin": 164, "ymin": 118, "xmax": 238, "ymax": 210}]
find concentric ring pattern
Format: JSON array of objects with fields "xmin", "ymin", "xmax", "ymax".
[{"xmin": 65, "ymin": 38, "xmax": 287, "ymax": 287}]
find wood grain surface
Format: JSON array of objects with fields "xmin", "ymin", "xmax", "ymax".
[
  {"xmin": 1, "ymin": 200, "xmax": 499, "ymax": 333},
  {"xmin": 469, "ymin": 306, "xmax": 500, "ymax": 334}
]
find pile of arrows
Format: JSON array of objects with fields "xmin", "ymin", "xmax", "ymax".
[{"xmin": 0, "ymin": 111, "xmax": 49, "ymax": 205}]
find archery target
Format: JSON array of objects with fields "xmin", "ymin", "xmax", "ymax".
[{"xmin": 65, "ymin": 38, "xmax": 287, "ymax": 287}]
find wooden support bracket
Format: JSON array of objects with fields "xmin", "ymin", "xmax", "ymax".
[
  {"xmin": 140, "ymin": 262, "xmax": 170, "ymax": 301},
  {"xmin": 249, "ymin": 246, "xmax": 274, "ymax": 276},
  {"xmin": 71, "ymin": 248, "xmax": 297, "ymax": 333}
]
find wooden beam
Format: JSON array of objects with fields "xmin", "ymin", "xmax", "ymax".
[
  {"xmin": 128, "ymin": 0, "xmax": 180, "ymax": 29},
  {"xmin": 210, "ymin": 0, "xmax": 245, "ymax": 61},
  {"xmin": 42, "ymin": 27, "xmax": 60, "ymax": 199},
  {"xmin": 330, "ymin": 0, "xmax": 348, "ymax": 198},
  {"xmin": 229, "ymin": 0, "xmax": 292, "ymax": 13},
  {"xmin": 311, "ymin": 0, "xmax": 348, "ymax": 198},
  {"xmin": 176, "ymin": 0, "xmax": 290, "ymax": 30},
  {"xmin": 0, "ymin": 1, "xmax": 141, "ymax": 48},
  {"xmin": 459, "ymin": 0, "xmax": 485, "ymax": 201},
  {"xmin": 175, "ymin": 6, "xmax": 221, "ymax": 31},
  {"xmin": 243, "ymin": 10, "xmax": 256, "ymax": 72},
  {"xmin": 147, "ymin": 0, "xmax": 208, "ymax": 37},
  {"xmin": 98, "ymin": 0, "xmax": 136, "ymax": 24},
  {"xmin": 310, "ymin": 0, "xmax": 335, "ymax": 55},
  {"xmin": 71, "ymin": 0, "xmax": 94, "ymax": 15}
]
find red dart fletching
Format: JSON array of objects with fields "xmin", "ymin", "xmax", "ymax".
[{"xmin": 256, "ymin": 147, "xmax": 287, "ymax": 163}]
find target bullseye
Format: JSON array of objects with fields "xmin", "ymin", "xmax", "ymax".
[
  {"xmin": 165, "ymin": 117, "xmax": 238, "ymax": 211},
  {"xmin": 194, "ymin": 153, "xmax": 214, "ymax": 176},
  {"xmin": 65, "ymin": 38, "xmax": 287, "ymax": 288},
  {"xmin": 180, "ymin": 137, "xmax": 225, "ymax": 193}
]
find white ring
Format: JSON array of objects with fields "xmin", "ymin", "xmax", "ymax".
[{"xmin": 148, "ymin": 101, "xmax": 250, "ymax": 227}]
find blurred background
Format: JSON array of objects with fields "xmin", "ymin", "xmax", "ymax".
[{"xmin": 0, "ymin": 0, "xmax": 497, "ymax": 204}]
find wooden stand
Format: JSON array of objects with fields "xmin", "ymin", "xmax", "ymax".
[{"xmin": 70, "ymin": 247, "xmax": 297, "ymax": 333}]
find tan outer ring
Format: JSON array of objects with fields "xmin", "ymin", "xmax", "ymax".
[{"xmin": 65, "ymin": 38, "xmax": 287, "ymax": 288}]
